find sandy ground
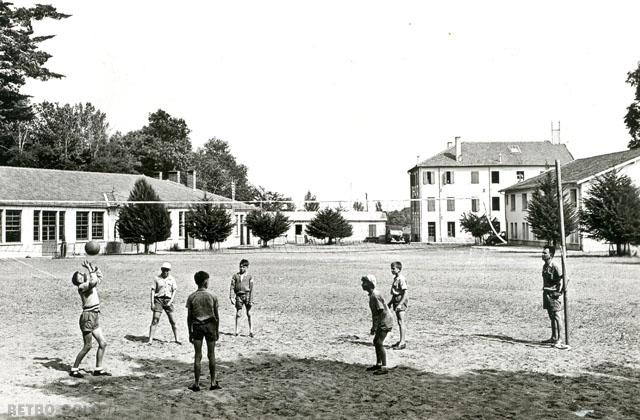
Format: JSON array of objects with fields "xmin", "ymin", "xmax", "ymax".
[{"xmin": 0, "ymin": 246, "xmax": 639, "ymax": 419}]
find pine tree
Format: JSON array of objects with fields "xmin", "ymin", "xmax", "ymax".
[
  {"xmin": 580, "ymin": 171, "xmax": 640, "ymax": 255},
  {"xmin": 117, "ymin": 179, "xmax": 171, "ymax": 253},
  {"xmin": 625, "ymin": 63, "xmax": 640, "ymax": 149},
  {"xmin": 525, "ymin": 172, "xmax": 579, "ymax": 246},
  {"xmin": 304, "ymin": 191, "xmax": 319, "ymax": 211},
  {"xmin": 353, "ymin": 201, "xmax": 365, "ymax": 211},
  {"xmin": 245, "ymin": 210, "xmax": 290, "ymax": 247},
  {"xmin": 185, "ymin": 198, "xmax": 235, "ymax": 249},
  {"xmin": 306, "ymin": 208, "xmax": 353, "ymax": 245}
]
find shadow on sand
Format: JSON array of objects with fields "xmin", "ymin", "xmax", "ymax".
[
  {"xmin": 37, "ymin": 352, "xmax": 640, "ymax": 419},
  {"xmin": 471, "ymin": 334, "xmax": 552, "ymax": 347}
]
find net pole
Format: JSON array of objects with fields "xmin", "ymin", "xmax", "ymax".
[{"xmin": 555, "ymin": 160, "xmax": 569, "ymax": 346}]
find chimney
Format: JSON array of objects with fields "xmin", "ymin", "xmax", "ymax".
[
  {"xmin": 167, "ymin": 170, "xmax": 180, "ymax": 184},
  {"xmin": 153, "ymin": 171, "xmax": 163, "ymax": 180},
  {"xmin": 447, "ymin": 141, "xmax": 452, "ymax": 149},
  {"xmin": 185, "ymin": 170, "xmax": 197, "ymax": 190},
  {"xmin": 455, "ymin": 136, "xmax": 462, "ymax": 162},
  {"xmin": 498, "ymin": 153, "xmax": 502, "ymax": 163}
]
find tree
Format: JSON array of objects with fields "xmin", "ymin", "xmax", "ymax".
[
  {"xmin": 525, "ymin": 172, "xmax": 579, "ymax": 246},
  {"xmin": 85, "ymin": 132, "xmax": 139, "ymax": 174},
  {"xmin": 245, "ymin": 210, "xmax": 291, "ymax": 247},
  {"xmin": 625, "ymin": 63, "xmax": 640, "ymax": 149},
  {"xmin": 386, "ymin": 207, "xmax": 411, "ymax": 227},
  {"xmin": 129, "ymin": 109, "xmax": 192, "ymax": 175},
  {"xmin": 117, "ymin": 179, "xmax": 172, "ymax": 253},
  {"xmin": 306, "ymin": 208, "xmax": 353, "ymax": 245},
  {"xmin": 459, "ymin": 212, "xmax": 499, "ymax": 244},
  {"xmin": 353, "ymin": 201, "xmax": 365, "ymax": 211},
  {"xmin": 0, "ymin": 2, "xmax": 69, "ymax": 127},
  {"xmin": 192, "ymin": 138, "xmax": 254, "ymax": 201},
  {"xmin": 375, "ymin": 201, "xmax": 383, "ymax": 212},
  {"xmin": 254, "ymin": 186, "xmax": 295, "ymax": 211},
  {"xmin": 185, "ymin": 198, "xmax": 235, "ymax": 249},
  {"xmin": 580, "ymin": 170, "xmax": 640, "ymax": 256},
  {"xmin": 304, "ymin": 190, "xmax": 319, "ymax": 211}
]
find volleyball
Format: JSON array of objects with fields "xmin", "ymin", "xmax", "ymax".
[{"xmin": 85, "ymin": 241, "xmax": 101, "ymax": 256}]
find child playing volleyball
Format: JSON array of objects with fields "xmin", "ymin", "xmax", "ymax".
[
  {"xmin": 361, "ymin": 274, "xmax": 394, "ymax": 375},
  {"xmin": 388, "ymin": 261, "xmax": 408, "ymax": 350},
  {"xmin": 186, "ymin": 271, "xmax": 221, "ymax": 391},
  {"xmin": 229, "ymin": 259, "xmax": 254, "ymax": 337},
  {"xmin": 70, "ymin": 260, "xmax": 110, "ymax": 378}
]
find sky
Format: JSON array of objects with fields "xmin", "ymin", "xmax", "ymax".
[{"xmin": 18, "ymin": 0, "xmax": 640, "ymax": 208}]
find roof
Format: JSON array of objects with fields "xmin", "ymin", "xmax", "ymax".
[
  {"xmin": 502, "ymin": 148, "xmax": 640, "ymax": 192},
  {"xmin": 0, "ymin": 166, "xmax": 255, "ymax": 210},
  {"xmin": 281, "ymin": 211, "xmax": 387, "ymax": 223},
  {"xmin": 411, "ymin": 141, "xmax": 573, "ymax": 170}
]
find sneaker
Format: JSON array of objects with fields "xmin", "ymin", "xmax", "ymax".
[
  {"xmin": 366, "ymin": 365, "xmax": 382, "ymax": 371},
  {"xmin": 92, "ymin": 370, "xmax": 112, "ymax": 377},
  {"xmin": 210, "ymin": 381, "xmax": 222, "ymax": 390},
  {"xmin": 390, "ymin": 341, "xmax": 400, "ymax": 348},
  {"xmin": 393, "ymin": 343, "xmax": 406, "ymax": 350},
  {"xmin": 249, "ymin": 332, "xmax": 254, "ymax": 338},
  {"xmin": 188, "ymin": 384, "xmax": 201, "ymax": 392},
  {"xmin": 541, "ymin": 338, "xmax": 556, "ymax": 344},
  {"xmin": 373, "ymin": 368, "xmax": 389, "ymax": 375},
  {"xmin": 69, "ymin": 370, "xmax": 84, "ymax": 378}
]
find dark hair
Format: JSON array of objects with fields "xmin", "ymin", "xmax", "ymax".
[
  {"xmin": 543, "ymin": 245, "xmax": 556, "ymax": 257},
  {"xmin": 194, "ymin": 271, "xmax": 209, "ymax": 286},
  {"xmin": 239, "ymin": 259, "xmax": 249, "ymax": 266},
  {"xmin": 71, "ymin": 271, "xmax": 82, "ymax": 286},
  {"xmin": 391, "ymin": 261, "xmax": 402, "ymax": 270}
]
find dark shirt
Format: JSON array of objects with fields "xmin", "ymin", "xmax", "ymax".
[
  {"xmin": 186, "ymin": 288, "xmax": 219, "ymax": 322},
  {"xmin": 369, "ymin": 290, "xmax": 394, "ymax": 331}
]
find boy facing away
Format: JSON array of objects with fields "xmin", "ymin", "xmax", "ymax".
[
  {"xmin": 361, "ymin": 274, "xmax": 394, "ymax": 375},
  {"xmin": 541, "ymin": 245, "xmax": 564, "ymax": 347},
  {"xmin": 186, "ymin": 271, "xmax": 221, "ymax": 391},
  {"xmin": 70, "ymin": 260, "xmax": 110, "ymax": 378},
  {"xmin": 388, "ymin": 261, "xmax": 408, "ymax": 350},
  {"xmin": 148, "ymin": 262, "xmax": 180, "ymax": 345},
  {"xmin": 229, "ymin": 259, "xmax": 254, "ymax": 337}
]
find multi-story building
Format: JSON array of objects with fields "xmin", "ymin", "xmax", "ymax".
[
  {"xmin": 408, "ymin": 138, "xmax": 573, "ymax": 243},
  {"xmin": 502, "ymin": 148, "xmax": 640, "ymax": 251}
]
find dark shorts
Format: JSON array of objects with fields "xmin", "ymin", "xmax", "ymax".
[
  {"xmin": 543, "ymin": 292, "xmax": 562, "ymax": 312},
  {"xmin": 191, "ymin": 318, "xmax": 218, "ymax": 342},
  {"xmin": 153, "ymin": 297, "xmax": 174, "ymax": 313},
  {"xmin": 79, "ymin": 311, "xmax": 100, "ymax": 333},
  {"xmin": 235, "ymin": 294, "xmax": 251, "ymax": 311},
  {"xmin": 391, "ymin": 296, "xmax": 408, "ymax": 312},
  {"xmin": 373, "ymin": 328, "xmax": 390, "ymax": 345}
]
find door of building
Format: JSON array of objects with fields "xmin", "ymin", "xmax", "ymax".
[{"xmin": 427, "ymin": 222, "xmax": 436, "ymax": 242}]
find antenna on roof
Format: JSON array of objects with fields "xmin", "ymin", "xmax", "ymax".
[{"xmin": 551, "ymin": 121, "xmax": 561, "ymax": 144}]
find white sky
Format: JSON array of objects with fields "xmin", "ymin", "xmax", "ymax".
[{"xmin": 19, "ymin": 0, "xmax": 640, "ymax": 207}]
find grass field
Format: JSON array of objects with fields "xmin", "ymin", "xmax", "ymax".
[{"xmin": 0, "ymin": 246, "xmax": 639, "ymax": 419}]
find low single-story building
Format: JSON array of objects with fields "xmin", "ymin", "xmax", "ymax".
[
  {"xmin": 0, "ymin": 166, "xmax": 256, "ymax": 257},
  {"xmin": 278, "ymin": 211, "xmax": 387, "ymax": 244},
  {"xmin": 501, "ymin": 148, "xmax": 640, "ymax": 251}
]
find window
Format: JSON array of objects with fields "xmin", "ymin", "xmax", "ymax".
[
  {"xmin": 423, "ymin": 171, "xmax": 434, "ymax": 185},
  {"xmin": 33, "ymin": 210, "xmax": 41, "ymax": 242},
  {"xmin": 444, "ymin": 171, "xmax": 454, "ymax": 184},
  {"xmin": 491, "ymin": 197, "xmax": 500, "ymax": 211},
  {"xmin": 5, "ymin": 210, "xmax": 21, "ymax": 243},
  {"xmin": 447, "ymin": 222, "xmax": 456, "ymax": 238},
  {"xmin": 471, "ymin": 171, "xmax": 479, "ymax": 184},
  {"xmin": 369, "ymin": 224, "xmax": 377, "ymax": 237},
  {"xmin": 427, "ymin": 197, "xmax": 436, "ymax": 212},
  {"xmin": 295, "ymin": 224, "xmax": 303, "ymax": 235},
  {"xmin": 522, "ymin": 222, "xmax": 528, "ymax": 240},
  {"xmin": 92, "ymin": 212, "xmax": 104, "ymax": 239},
  {"xmin": 510, "ymin": 194, "xmax": 516, "ymax": 211},
  {"xmin": 447, "ymin": 198, "xmax": 455, "ymax": 212},
  {"xmin": 59, "ymin": 211, "xmax": 65, "ymax": 241},
  {"xmin": 570, "ymin": 189, "xmax": 577, "ymax": 206},
  {"xmin": 42, "ymin": 211, "xmax": 57, "ymax": 241},
  {"xmin": 76, "ymin": 212, "xmax": 89, "ymax": 241},
  {"xmin": 471, "ymin": 198, "xmax": 479, "ymax": 213},
  {"xmin": 0, "ymin": 210, "xmax": 2, "ymax": 242},
  {"xmin": 491, "ymin": 171, "xmax": 500, "ymax": 184},
  {"xmin": 513, "ymin": 223, "xmax": 518, "ymax": 239},
  {"xmin": 179, "ymin": 211, "xmax": 185, "ymax": 237},
  {"xmin": 522, "ymin": 193, "xmax": 528, "ymax": 210},
  {"xmin": 517, "ymin": 171, "xmax": 525, "ymax": 182}
]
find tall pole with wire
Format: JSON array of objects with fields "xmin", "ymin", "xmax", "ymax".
[{"xmin": 555, "ymin": 160, "xmax": 570, "ymax": 346}]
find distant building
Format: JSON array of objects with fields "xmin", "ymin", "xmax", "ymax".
[
  {"xmin": 279, "ymin": 211, "xmax": 387, "ymax": 244},
  {"xmin": 502, "ymin": 148, "xmax": 640, "ymax": 251},
  {"xmin": 408, "ymin": 138, "xmax": 573, "ymax": 243},
  {"xmin": 0, "ymin": 167, "xmax": 256, "ymax": 256}
]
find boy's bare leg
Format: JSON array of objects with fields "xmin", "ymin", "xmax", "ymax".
[
  {"xmin": 373, "ymin": 331, "xmax": 387, "ymax": 367},
  {"xmin": 397, "ymin": 311, "xmax": 406, "ymax": 345},
  {"xmin": 148, "ymin": 312, "xmax": 161, "ymax": 344},
  {"xmin": 192, "ymin": 339, "xmax": 203, "ymax": 387},
  {"xmin": 235, "ymin": 309, "xmax": 241, "ymax": 335},
  {"xmin": 166, "ymin": 311, "xmax": 180, "ymax": 343},
  {"xmin": 246, "ymin": 306, "xmax": 253, "ymax": 336},
  {"xmin": 73, "ymin": 332, "xmax": 93, "ymax": 369},
  {"xmin": 92, "ymin": 327, "xmax": 107, "ymax": 369},
  {"xmin": 206, "ymin": 338, "xmax": 216, "ymax": 386},
  {"xmin": 551, "ymin": 311, "xmax": 562, "ymax": 342}
]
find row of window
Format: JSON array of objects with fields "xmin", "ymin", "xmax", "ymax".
[
  {"xmin": 508, "ymin": 222, "xmax": 530, "ymax": 240},
  {"xmin": 421, "ymin": 170, "xmax": 525, "ymax": 186},
  {"xmin": 0, "ymin": 210, "xmax": 104, "ymax": 243},
  {"xmin": 423, "ymin": 197, "xmax": 502, "ymax": 212}
]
